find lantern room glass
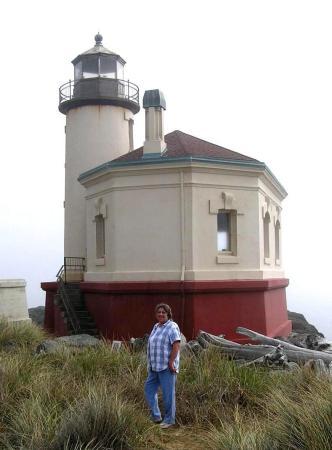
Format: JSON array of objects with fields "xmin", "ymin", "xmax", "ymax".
[
  {"xmin": 74, "ymin": 55, "xmax": 124, "ymax": 80},
  {"xmin": 100, "ymin": 56, "xmax": 117, "ymax": 78}
]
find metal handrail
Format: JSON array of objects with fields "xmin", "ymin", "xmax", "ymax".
[
  {"xmin": 55, "ymin": 257, "xmax": 86, "ymax": 284},
  {"xmin": 59, "ymin": 78, "xmax": 139, "ymax": 105},
  {"xmin": 56, "ymin": 265, "xmax": 81, "ymax": 334}
]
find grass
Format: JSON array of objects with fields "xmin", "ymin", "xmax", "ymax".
[
  {"xmin": 0, "ymin": 319, "xmax": 331, "ymax": 449},
  {"xmin": 51, "ymin": 385, "xmax": 153, "ymax": 450}
]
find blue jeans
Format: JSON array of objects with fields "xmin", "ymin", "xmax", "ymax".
[{"xmin": 144, "ymin": 369, "xmax": 177, "ymax": 424}]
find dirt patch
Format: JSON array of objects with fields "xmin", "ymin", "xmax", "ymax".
[{"xmin": 149, "ymin": 426, "xmax": 210, "ymax": 450}]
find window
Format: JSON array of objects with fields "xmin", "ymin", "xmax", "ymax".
[
  {"xmin": 100, "ymin": 56, "xmax": 117, "ymax": 78},
  {"xmin": 74, "ymin": 61, "xmax": 83, "ymax": 80},
  {"xmin": 82, "ymin": 55, "xmax": 99, "ymax": 78},
  {"xmin": 217, "ymin": 210, "xmax": 237, "ymax": 255},
  {"xmin": 264, "ymin": 212, "xmax": 270, "ymax": 259},
  {"xmin": 275, "ymin": 220, "xmax": 280, "ymax": 263},
  {"xmin": 95, "ymin": 214, "xmax": 105, "ymax": 259},
  {"xmin": 128, "ymin": 119, "xmax": 134, "ymax": 151},
  {"xmin": 117, "ymin": 60, "xmax": 124, "ymax": 79}
]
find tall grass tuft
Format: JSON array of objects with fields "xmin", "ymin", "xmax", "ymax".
[
  {"xmin": 202, "ymin": 407, "xmax": 268, "ymax": 450},
  {"xmin": 0, "ymin": 318, "xmax": 47, "ymax": 349},
  {"xmin": 1, "ymin": 392, "xmax": 62, "ymax": 449},
  {"xmin": 51, "ymin": 383, "xmax": 153, "ymax": 450},
  {"xmin": 176, "ymin": 347, "xmax": 279, "ymax": 424},
  {"xmin": 263, "ymin": 373, "xmax": 332, "ymax": 450}
]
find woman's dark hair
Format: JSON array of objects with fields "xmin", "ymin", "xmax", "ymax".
[{"xmin": 155, "ymin": 303, "xmax": 173, "ymax": 320}]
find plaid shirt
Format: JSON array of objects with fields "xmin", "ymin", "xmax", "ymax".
[{"xmin": 147, "ymin": 320, "xmax": 181, "ymax": 372}]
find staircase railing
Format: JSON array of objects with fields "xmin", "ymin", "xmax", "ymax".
[
  {"xmin": 56, "ymin": 257, "xmax": 86, "ymax": 334},
  {"xmin": 60, "ymin": 257, "xmax": 86, "ymax": 283}
]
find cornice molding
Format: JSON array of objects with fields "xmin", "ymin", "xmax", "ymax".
[{"xmin": 79, "ymin": 158, "xmax": 287, "ymax": 199}]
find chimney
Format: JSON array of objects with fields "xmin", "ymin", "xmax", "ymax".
[{"xmin": 143, "ymin": 89, "xmax": 166, "ymax": 156}]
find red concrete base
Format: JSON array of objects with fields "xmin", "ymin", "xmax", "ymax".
[
  {"xmin": 41, "ymin": 282, "xmax": 69, "ymax": 337},
  {"xmin": 42, "ymin": 279, "xmax": 291, "ymax": 342}
]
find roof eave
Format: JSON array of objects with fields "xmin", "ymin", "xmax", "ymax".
[{"xmin": 80, "ymin": 154, "xmax": 279, "ymax": 178}]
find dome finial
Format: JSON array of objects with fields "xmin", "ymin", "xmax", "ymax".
[{"xmin": 95, "ymin": 32, "xmax": 103, "ymax": 46}]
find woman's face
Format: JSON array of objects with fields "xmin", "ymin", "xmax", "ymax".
[{"xmin": 156, "ymin": 307, "xmax": 168, "ymax": 324}]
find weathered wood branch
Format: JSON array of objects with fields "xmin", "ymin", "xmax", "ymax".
[
  {"xmin": 208, "ymin": 343, "xmax": 332, "ymax": 364},
  {"xmin": 236, "ymin": 327, "xmax": 332, "ymax": 361},
  {"xmin": 198, "ymin": 330, "xmax": 332, "ymax": 364},
  {"xmin": 236, "ymin": 327, "xmax": 307, "ymax": 351},
  {"xmin": 197, "ymin": 331, "xmax": 241, "ymax": 347}
]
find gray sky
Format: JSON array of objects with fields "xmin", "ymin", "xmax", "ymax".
[{"xmin": 1, "ymin": 0, "xmax": 331, "ymax": 338}]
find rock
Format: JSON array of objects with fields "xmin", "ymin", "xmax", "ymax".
[
  {"xmin": 185, "ymin": 340, "xmax": 204, "ymax": 356},
  {"xmin": 283, "ymin": 331, "xmax": 330, "ymax": 351},
  {"xmin": 285, "ymin": 311, "xmax": 327, "ymax": 350},
  {"xmin": 288, "ymin": 311, "xmax": 324, "ymax": 336},
  {"xmin": 28, "ymin": 306, "xmax": 45, "ymax": 327},
  {"xmin": 304, "ymin": 358, "xmax": 331, "ymax": 376},
  {"xmin": 1, "ymin": 340, "xmax": 17, "ymax": 352},
  {"xmin": 263, "ymin": 344, "xmax": 288, "ymax": 367},
  {"xmin": 180, "ymin": 333, "xmax": 187, "ymax": 348},
  {"xmin": 131, "ymin": 332, "xmax": 186, "ymax": 352},
  {"xmin": 36, "ymin": 334, "xmax": 100, "ymax": 354},
  {"xmin": 131, "ymin": 334, "xmax": 149, "ymax": 352},
  {"xmin": 286, "ymin": 361, "xmax": 301, "ymax": 372}
]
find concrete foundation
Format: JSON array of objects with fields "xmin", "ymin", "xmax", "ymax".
[{"xmin": 42, "ymin": 279, "xmax": 291, "ymax": 341}]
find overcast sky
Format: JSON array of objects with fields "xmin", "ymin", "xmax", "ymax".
[{"xmin": 0, "ymin": 0, "xmax": 331, "ymax": 338}]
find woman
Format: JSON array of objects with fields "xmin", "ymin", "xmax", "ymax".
[{"xmin": 144, "ymin": 303, "xmax": 181, "ymax": 429}]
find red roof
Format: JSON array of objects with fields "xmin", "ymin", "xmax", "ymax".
[{"xmin": 112, "ymin": 130, "xmax": 260, "ymax": 163}]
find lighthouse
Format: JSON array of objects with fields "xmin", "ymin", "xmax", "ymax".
[
  {"xmin": 42, "ymin": 35, "xmax": 291, "ymax": 341},
  {"xmin": 59, "ymin": 33, "xmax": 139, "ymax": 259}
]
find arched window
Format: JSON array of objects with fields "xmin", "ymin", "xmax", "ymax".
[
  {"xmin": 95, "ymin": 214, "xmax": 105, "ymax": 259},
  {"xmin": 275, "ymin": 220, "xmax": 280, "ymax": 263},
  {"xmin": 264, "ymin": 212, "xmax": 270, "ymax": 259}
]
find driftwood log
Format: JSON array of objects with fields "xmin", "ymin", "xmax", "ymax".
[
  {"xmin": 236, "ymin": 327, "xmax": 328, "ymax": 352},
  {"xmin": 235, "ymin": 327, "xmax": 332, "ymax": 363},
  {"xmin": 197, "ymin": 330, "xmax": 332, "ymax": 365}
]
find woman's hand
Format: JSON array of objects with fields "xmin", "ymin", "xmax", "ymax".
[{"xmin": 168, "ymin": 360, "xmax": 177, "ymax": 373}]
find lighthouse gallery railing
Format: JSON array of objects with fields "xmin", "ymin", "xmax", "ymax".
[{"xmin": 59, "ymin": 78, "xmax": 139, "ymax": 105}]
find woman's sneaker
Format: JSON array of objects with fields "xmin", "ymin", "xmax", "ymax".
[{"xmin": 160, "ymin": 422, "xmax": 173, "ymax": 429}]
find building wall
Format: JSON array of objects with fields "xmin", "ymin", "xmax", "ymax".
[
  {"xmin": 64, "ymin": 105, "xmax": 134, "ymax": 258},
  {"xmin": 82, "ymin": 163, "xmax": 286, "ymax": 282},
  {"xmin": 85, "ymin": 170, "xmax": 182, "ymax": 280},
  {"xmin": 190, "ymin": 168, "xmax": 261, "ymax": 279}
]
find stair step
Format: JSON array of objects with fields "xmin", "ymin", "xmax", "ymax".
[
  {"xmin": 78, "ymin": 316, "xmax": 94, "ymax": 323},
  {"xmin": 56, "ymin": 282, "xmax": 98, "ymax": 336},
  {"xmin": 64, "ymin": 292, "xmax": 81, "ymax": 298},
  {"xmin": 79, "ymin": 329, "xmax": 98, "ymax": 336},
  {"xmin": 76, "ymin": 313, "xmax": 90, "ymax": 319}
]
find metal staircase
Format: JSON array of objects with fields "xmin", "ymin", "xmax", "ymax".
[{"xmin": 55, "ymin": 258, "xmax": 98, "ymax": 336}]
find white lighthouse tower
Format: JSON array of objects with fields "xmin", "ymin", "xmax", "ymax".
[{"xmin": 59, "ymin": 33, "xmax": 140, "ymax": 259}]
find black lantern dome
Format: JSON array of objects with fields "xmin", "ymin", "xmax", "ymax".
[{"xmin": 59, "ymin": 34, "xmax": 139, "ymax": 115}]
